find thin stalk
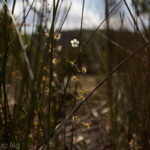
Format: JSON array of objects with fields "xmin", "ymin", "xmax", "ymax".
[
  {"xmin": 54, "ymin": 2, "xmax": 72, "ymax": 126},
  {"xmin": 3, "ymin": 0, "xmax": 9, "ymax": 144},
  {"xmin": 105, "ymin": 0, "xmax": 114, "ymax": 148},
  {"xmin": 79, "ymin": 0, "xmax": 85, "ymax": 50},
  {"xmin": 63, "ymin": 1, "xmax": 85, "ymax": 148},
  {"xmin": 19, "ymin": 0, "xmax": 36, "ymax": 31},
  {"xmin": 34, "ymin": 1, "xmax": 60, "ymax": 139},
  {"xmin": 47, "ymin": 0, "xmax": 55, "ymax": 137},
  {"xmin": 58, "ymin": 1, "xmax": 72, "ymax": 33},
  {"xmin": 23, "ymin": 0, "xmax": 27, "ymax": 43},
  {"xmin": 11, "ymin": 0, "xmax": 16, "ymax": 14},
  {"xmin": 29, "ymin": 0, "xmax": 37, "ymax": 52}
]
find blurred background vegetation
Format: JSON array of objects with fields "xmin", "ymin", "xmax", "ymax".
[{"xmin": 1, "ymin": 0, "xmax": 150, "ymax": 149}]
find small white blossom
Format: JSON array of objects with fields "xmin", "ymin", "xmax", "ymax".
[{"xmin": 71, "ymin": 39, "xmax": 79, "ymax": 47}]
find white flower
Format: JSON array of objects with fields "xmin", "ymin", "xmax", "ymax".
[{"xmin": 71, "ymin": 39, "xmax": 79, "ymax": 47}]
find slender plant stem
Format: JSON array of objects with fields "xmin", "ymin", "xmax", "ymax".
[
  {"xmin": 11, "ymin": 0, "xmax": 16, "ymax": 14},
  {"xmin": 3, "ymin": 0, "xmax": 8, "ymax": 144},
  {"xmin": 48, "ymin": 0, "xmax": 55, "ymax": 137}
]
